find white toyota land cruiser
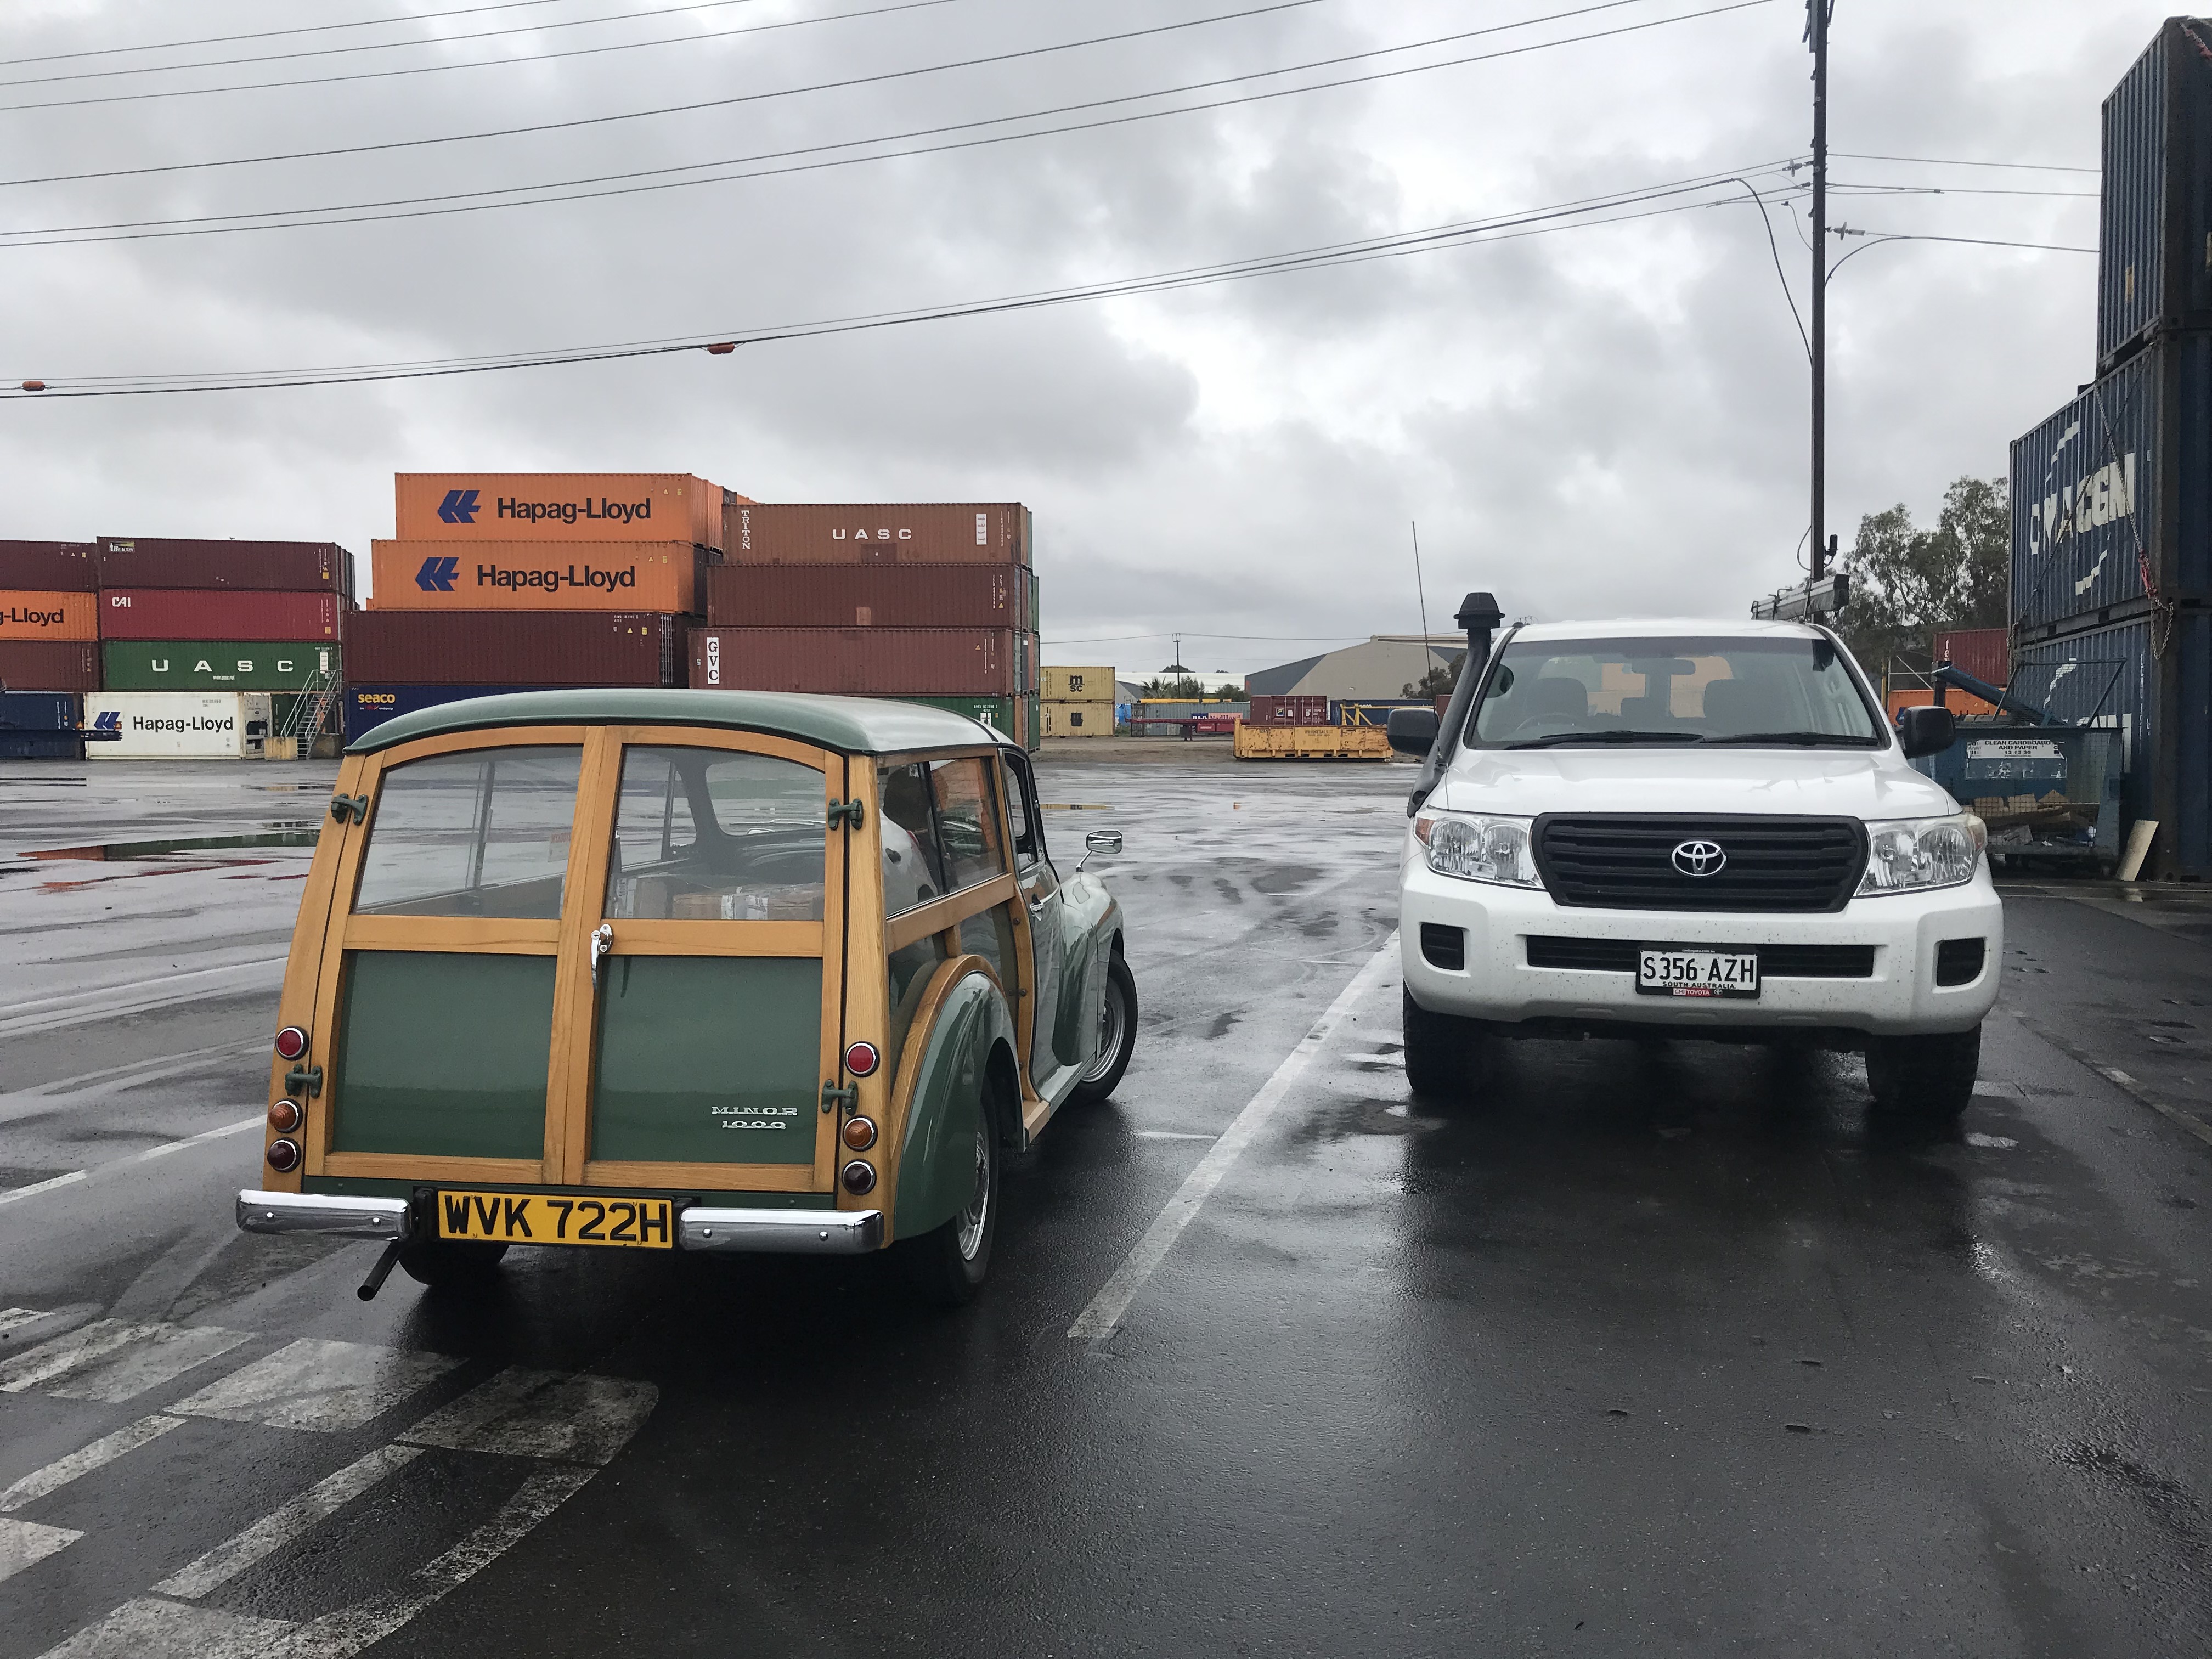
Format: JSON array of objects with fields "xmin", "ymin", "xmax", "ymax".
[{"xmin": 1389, "ymin": 601, "xmax": 2000, "ymax": 1119}]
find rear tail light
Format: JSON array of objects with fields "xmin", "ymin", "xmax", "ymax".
[
  {"xmin": 265, "ymin": 1138, "xmax": 300, "ymax": 1172},
  {"xmin": 843, "ymin": 1040, "xmax": 880, "ymax": 1077},
  {"xmin": 274, "ymin": 1027, "xmax": 309, "ymax": 1062},
  {"xmin": 840, "ymin": 1115, "xmax": 877, "ymax": 1152},
  {"xmin": 267, "ymin": 1099, "xmax": 302, "ymax": 1132},
  {"xmin": 840, "ymin": 1160, "xmax": 877, "ymax": 1195}
]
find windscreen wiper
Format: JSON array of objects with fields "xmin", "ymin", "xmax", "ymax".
[
  {"xmin": 1506, "ymin": 730, "xmax": 1704, "ymax": 749},
  {"xmin": 1696, "ymin": 731, "xmax": 1881, "ymax": 746}
]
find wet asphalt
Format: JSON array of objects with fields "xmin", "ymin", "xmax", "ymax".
[{"xmin": 1, "ymin": 751, "xmax": 2209, "ymax": 1656}]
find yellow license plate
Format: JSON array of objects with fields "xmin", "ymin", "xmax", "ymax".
[{"xmin": 435, "ymin": 1190, "xmax": 672, "ymax": 1250}]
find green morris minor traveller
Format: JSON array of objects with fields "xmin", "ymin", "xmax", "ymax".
[{"xmin": 237, "ymin": 690, "xmax": 1136, "ymax": 1304}]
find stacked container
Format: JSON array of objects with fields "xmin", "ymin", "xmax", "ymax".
[
  {"xmin": 1040, "ymin": 665, "xmax": 1115, "ymax": 737},
  {"xmin": 348, "ymin": 474, "xmax": 725, "ymax": 741},
  {"xmin": 693, "ymin": 502, "xmax": 1040, "ymax": 746},
  {"xmin": 0, "ymin": 542, "xmax": 100, "ymax": 704}
]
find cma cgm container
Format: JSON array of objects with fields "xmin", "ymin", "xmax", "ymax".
[
  {"xmin": 1932, "ymin": 628, "xmax": 2008, "ymax": 685},
  {"xmin": 96, "ymin": 539, "xmax": 354, "ymax": 596},
  {"xmin": 0, "ymin": 640, "xmax": 100, "ymax": 691},
  {"xmin": 368, "ymin": 539, "xmax": 702, "ymax": 612},
  {"xmin": 0, "ymin": 592, "xmax": 99, "ymax": 641},
  {"xmin": 724, "ymin": 502, "xmax": 1029, "ymax": 566},
  {"xmin": 705, "ymin": 563, "xmax": 1028, "ymax": 629},
  {"xmin": 1040, "ymin": 665, "xmax": 1114, "ymax": 702},
  {"xmin": 2098, "ymin": 18, "xmax": 2212, "ymax": 371},
  {"xmin": 688, "ymin": 627, "xmax": 1024, "ymax": 696},
  {"xmin": 347, "ymin": 611, "xmax": 679, "ymax": 685},
  {"xmin": 1248, "ymin": 694, "xmax": 1330, "ymax": 725},
  {"xmin": 0, "ymin": 541, "xmax": 97, "ymax": 590},
  {"xmin": 343, "ymin": 684, "xmax": 558, "ymax": 743},
  {"xmin": 100, "ymin": 642, "xmax": 337, "ymax": 692},
  {"xmin": 82, "ymin": 691, "xmax": 274, "ymax": 759},
  {"xmin": 395, "ymin": 474, "xmax": 727, "ymax": 549},
  {"xmin": 98, "ymin": 589, "xmax": 343, "ymax": 642}
]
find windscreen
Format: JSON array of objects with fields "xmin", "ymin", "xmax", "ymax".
[{"xmin": 1469, "ymin": 636, "xmax": 1883, "ymax": 749}]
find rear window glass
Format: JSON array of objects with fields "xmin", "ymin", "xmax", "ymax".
[
  {"xmin": 930, "ymin": 757, "xmax": 1007, "ymax": 891},
  {"xmin": 605, "ymin": 747, "xmax": 825, "ymax": 921},
  {"xmin": 353, "ymin": 746, "xmax": 580, "ymax": 919}
]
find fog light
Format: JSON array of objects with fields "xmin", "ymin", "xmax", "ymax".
[
  {"xmin": 267, "ymin": 1099, "xmax": 302, "ymax": 1132},
  {"xmin": 266, "ymin": 1138, "xmax": 300, "ymax": 1172},
  {"xmin": 843, "ymin": 1040, "xmax": 880, "ymax": 1077},
  {"xmin": 840, "ymin": 1160, "xmax": 876, "ymax": 1195},
  {"xmin": 840, "ymin": 1115, "xmax": 877, "ymax": 1152},
  {"xmin": 274, "ymin": 1026, "xmax": 309, "ymax": 1062}
]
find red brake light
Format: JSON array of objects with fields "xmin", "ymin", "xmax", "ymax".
[
  {"xmin": 840, "ymin": 1160, "xmax": 877, "ymax": 1195},
  {"xmin": 266, "ymin": 1138, "xmax": 300, "ymax": 1172},
  {"xmin": 274, "ymin": 1026, "xmax": 309, "ymax": 1061},
  {"xmin": 844, "ymin": 1041, "xmax": 880, "ymax": 1077}
]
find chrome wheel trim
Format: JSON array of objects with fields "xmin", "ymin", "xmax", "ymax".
[
  {"xmin": 955, "ymin": 1116, "xmax": 991, "ymax": 1261},
  {"xmin": 1081, "ymin": 974, "xmax": 1126, "ymax": 1084}
]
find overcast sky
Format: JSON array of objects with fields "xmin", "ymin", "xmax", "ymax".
[{"xmin": 0, "ymin": 0, "xmax": 2157, "ymax": 676}]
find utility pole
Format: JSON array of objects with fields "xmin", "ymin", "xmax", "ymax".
[{"xmin": 1807, "ymin": 0, "xmax": 1831, "ymax": 580}]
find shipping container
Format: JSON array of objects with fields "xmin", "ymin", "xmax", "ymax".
[
  {"xmin": 369, "ymin": 539, "xmax": 702, "ymax": 613},
  {"xmin": 98, "ymin": 589, "xmax": 342, "ymax": 642},
  {"xmin": 343, "ymin": 684, "xmax": 560, "ymax": 744},
  {"xmin": 1039, "ymin": 699, "xmax": 1113, "ymax": 736},
  {"xmin": 396, "ymin": 474, "xmax": 725, "ymax": 549},
  {"xmin": 1932, "ymin": 628, "xmax": 2008, "ymax": 685},
  {"xmin": 2098, "ymin": 19, "xmax": 2212, "ymax": 372},
  {"xmin": 866, "ymin": 693, "xmax": 1035, "ymax": 748},
  {"xmin": 0, "ymin": 640, "xmax": 100, "ymax": 692},
  {"xmin": 100, "ymin": 642, "xmax": 338, "ymax": 693},
  {"xmin": 0, "ymin": 732, "xmax": 82, "ymax": 760},
  {"xmin": 723, "ymin": 503, "xmax": 1029, "ymax": 566},
  {"xmin": 82, "ymin": 692, "xmax": 274, "ymax": 759},
  {"xmin": 1039, "ymin": 664, "xmax": 1114, "ymax": 702},
  {"xmin": 96, "ymin": 539, "xmax": 354, "ymax": 596},
  {"xmin": 347, "ymin": 611, "xmax": 679, "ymax": 686},
  {"xmin": 1248, "ymin": 694, "xmax": 1331, "ymax": 725},
  {"xmin": 0, "ymin": 691, "xmax": 77, "ymax": 733},
  {"xmin": 705, "ymin": 563, "xmax": 1028, "ymax": 629},
  {"xmin": 0, "ymin": 541, "xmax": 97, "ymax": 591},
  {"xmin": 688, "ymin": 626, "xmax": 1024, "ymax": 696},
  {"xmin": 0, "ymin": 591, "xmax": 99, "ymax": 642}
]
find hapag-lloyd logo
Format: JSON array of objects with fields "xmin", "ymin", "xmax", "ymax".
[
  {"xmin": 472, "ymin": 562, "xmax": 640, "ymax": 592},
  {"xmin": 1, "ymin": 605, "xmax": 70, "ymax": 629},
  {"xmin": 496, "ymin": 495, "xmax": 652, "ymax": 527}
]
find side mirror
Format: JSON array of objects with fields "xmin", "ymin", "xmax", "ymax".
[
  {"xmin": 1076, "ymin": 828, "xmax": 1122, "ymax": 873},
  {"xmin": 1896, "ymin": 704, "xmax": 1957, "ymax": 760},
  {"xmin": 1386, "ymin": 707, "xmax": 1440, "ymax": 755}
]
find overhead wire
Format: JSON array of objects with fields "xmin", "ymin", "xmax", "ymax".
[{"xmin": 0, "ymin": 0, "xmax": 585, "ymax": 67}]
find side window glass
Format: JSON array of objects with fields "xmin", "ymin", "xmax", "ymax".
[
  {"xmin": 354, "ymin": 745, "xmax": 579, "ymax": 919},
  {"xmin": 929, "ymin": 756, "xmax": 1006, "ymax": 891},
  {"xmin": 879, "ymin": 760, "xmax": 948, "ymax": 917},
  {"xmin": 1002, "ymin": 757, "xmax": 1033, "ymax": 857},
  {"xmin": 957, "ymin": 904, "xmax": 1018, "ymax": 991},
  {"xmin": 606, "ymin": 747, "xmax": 824, "ymax": 920},
  {"xmin": 885, "ymin": 934, "xmax": 949, "ymax": 1091}
]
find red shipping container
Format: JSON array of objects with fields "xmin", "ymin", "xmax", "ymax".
[
  {"xmin": 723, "ymin": 503, "xmax": 1029, "ymax": 566},
  {"xmin": 0, "ymin": 542, "xmax": 98, "ymax": 591},
  {"xmin": 690, "ymin": 627, "xmax": 1020, "ymax": 696},
  {"xmin": 347, "ymin": 612, "xmax": 679, "ymax": 686},
  {"xmin": 1932, "ymin": 627, "xmax": 2007, "ymax": 686},
  {"xmin": 1249, "ymin": 695, "xmax": 1331, "ymax": 725},
  {"xmin": 98, "ymin": 589, "xmax": 343, "ymax": 642},
  {"xmin": 705, "ymin": 563, "xmax": 1027, "ymax": 629},
  {"xmin": 0, "ymin": 640, "xmax": 100, "ymax": 691},
  {"xmin": 97, "ymin": 539, "xmax": 354, "ymax": 596}
]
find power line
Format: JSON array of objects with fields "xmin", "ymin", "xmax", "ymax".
[
  {"xmin": 1837, "ymin": 231, "xmax": 2095, "ymax": 254},
  {"xmin": 0, "ymin": 0, "xmax": 583, "ymax": 67},
  {"xmin": 1832, "ymin": 150, "xmax": 2097, "ymax": 174}
]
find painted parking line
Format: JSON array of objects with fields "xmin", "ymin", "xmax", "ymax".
[
  {"xmin": 0, "ymin": 1116, "xmax": 263, "ymax": 1212},
  {"xmin": 1069, "ymin": 933, "xmax": 1400, "ymax": 1344},
  {"xmin": 0, "ymin": 957, "xmax": 287, "ymax": 1042},
  {"xmin": 0, "ymin": 1415, "xmax": 185, "ymax": 1514},
  {"xmin": 153, "ymin": 1444, "xmax": 425, "ymax": 1600},
  {"xmin": 172, "ymin": 1339, "xmax": 464, "ymax": 1433},
  {"xmin": 403, "ymin": 1368, "xmax": 659, "ymax": 1465},
  {"xmin": 0, "ymin": 1307, "xmax": 55, "ymax": 1337},
  {"xmin": 0, "ymin": 1518, "xmax": 82, "ymax": 1585},
  {"xmin": 2013, "ymin": 1012, "xmax": 2212, "ymax": 1152},
  {"xmin": 0, "ymin": 1320, "xmax": 252, "ymax": 1403}
]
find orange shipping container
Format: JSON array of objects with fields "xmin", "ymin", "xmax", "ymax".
[
  {"xmin": 724, "ymin": 502, "xmax": 1029, "ymax": 565},
  {"xmin": 369, "ymin": 540, "xmax": 701, "ymax": 613},
  {"xmin": 395, "ymin": 473, "xmax": 729, "ymax": 550},
  {"xmin": 0, "ymin": 590, "xmax": 99, "ymax": 641}
]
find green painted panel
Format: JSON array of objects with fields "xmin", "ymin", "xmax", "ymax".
[
  {"xmin": 332, "ymin": 952, "xmax": 552, "ymax": 1158},
  {"xmin": 101, "ymin": 641, "xmax": 341, "ymax": 692},
  {"xmin": 591, "ymin": 956, "xmax": 821, "ymax": 1164}
]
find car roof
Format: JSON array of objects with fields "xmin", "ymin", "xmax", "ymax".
[
  {"xmin": 347, "ymin": 688, "xmax": 1005, "ymax": 757},
  {"xmin": 1504, "ymin": 617, "xmax": 1826, "ymax": 644}
]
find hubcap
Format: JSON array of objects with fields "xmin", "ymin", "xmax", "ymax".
[
  {"xmin": 955, "ymin": 1118, "xmax": 992, "ymax": 1261},
  {"xmin": 1081, "ymin": 975, "xmax": 1126, "ymax": 1084}
]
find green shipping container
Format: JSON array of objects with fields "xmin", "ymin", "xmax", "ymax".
[
  {"xmin": 101, "ymin": 641, "xmax": 341, "ymax": 692},
  {"xmin": 878, "ymin": 694, "xmax": 1040, "ymax": 751}
]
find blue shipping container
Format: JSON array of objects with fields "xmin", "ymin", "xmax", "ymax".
[
  {"xmin": 343, "ymin": 684, "xmax": 555, "ymax": 744},
  {"xmin": 2098, "ymin": 19, "xmax": 2212, "ymax": 371},
  {"xmin": 0, "ymin": 691, "xmax": 78, "ymax": 732},
  {"xmin": 0, "ymin": 732, "xmax": 83, "ymax": 760},
  {"xmin": 2010, "ymin": 620, "xmax": 2152, "ymax": 822}
]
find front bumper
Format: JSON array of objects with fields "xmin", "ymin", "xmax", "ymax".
[
  {"xmin": 1400, "ymin": 858, "xmax": 2003, "ymax": 1037},
  {"xmin": 236, "ymin": 1192, "xmax": 882, "ymax": 1256}
]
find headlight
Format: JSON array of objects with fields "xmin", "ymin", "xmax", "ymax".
[
  {"xmin": 1414, "ymin": 810, "xmax": 1542, "ymax": 888},
  {"xmin": 1858, "ymin": 812, "xmax": 1985, "ymax": 895}
]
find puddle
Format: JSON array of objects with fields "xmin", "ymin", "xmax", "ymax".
[{"xmin": 22, "ymin": 825, "xmax": 321, "ymax": 862}]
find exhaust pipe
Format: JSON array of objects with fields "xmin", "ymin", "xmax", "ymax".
[{"xmin": 1401, "ymin": 591, "xmax": 1503, "ymax": 815}]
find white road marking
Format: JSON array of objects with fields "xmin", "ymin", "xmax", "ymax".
[
  {"xmin": 172, "ymin": 1338, "xmax": 463, "ymax": 1432},
  {"xmin": 0, "ymin": 1517, "xmax": 82, "ymax": 1583},
  {"xmin": 0, "ymin": 1306, "xmax": 58, "ymax": 1336},
  {"xmin": 0, "ymin": 1320, "xmax": 251, "ymax": 1402},
  {"xmin": 36, "ymin": 1596, "xmax": 294, "ymax": 1659},
  {"xmin": 0, "ymin": 1172, "xmax": 87, "ymax": 1210},
  {"xmin": 0, "ymin": 1415, "xmax": 185, "ymax": 1513},
  {"xmin": 0, "ymin": 957, "xmax": 288, "ymax": 1043},
  {"xmin": 154, "ymin": 1444, "xmax": 425, "ymax": 1600},
  {"xmin": 0, "ymin": 1041, "xmax": 263, "ymax": 1121},
  {"xmin": 0, "ymin": 1116, "xmax": 261, "ymax": 1214},
  {"xmin": 1133, "ymin": 1130, "xmax": 1217, "ymax": 1141},
  {"xmin": 403, "ymin": 1368, "xmax": 659, "ymax": 1465},
  {"xmin": 1069, "ymin": 933, "xmax": 1400, "ymax": 1343}
]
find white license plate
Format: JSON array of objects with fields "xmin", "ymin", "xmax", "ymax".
[{"xmin": 1637, "ymin": 949, "xmax": 1759, "ymax": 998}]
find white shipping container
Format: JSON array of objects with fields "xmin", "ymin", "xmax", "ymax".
[{"xmin": 84, "ymin": 692, "xmax": 274, "ymax": 759}]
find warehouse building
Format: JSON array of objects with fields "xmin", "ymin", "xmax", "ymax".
[{"xmin": 1245, "ymin": 634, "xmax": 1465, "ymax": 700}]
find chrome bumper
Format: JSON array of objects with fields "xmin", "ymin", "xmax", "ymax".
[
  {"xmin": 237, "ymin": 1190, "xmax": 413, "ymax": 1241},
  {"xmin": 679, "ymin": 1207, "xmax": 882, "ymax": 1255}
]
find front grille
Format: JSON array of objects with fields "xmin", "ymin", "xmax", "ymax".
[
  {"xmin": 1936, "ymin": 937, "xmax": 1986, "ymax": 985},
  {"xmin": 1525, "ymin": 938, "xmax": 1875, "ymax": 978},
  {"xmin": 1420, "ymin": 922, "xmax": 1466, "ymax": 970},
  {"xmin": 1534, "ymin": 815, "xmax": 1866, "ymax": 913}
]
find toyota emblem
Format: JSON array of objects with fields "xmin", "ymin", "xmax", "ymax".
[{"xmin": 1671, "ymin": 839, "xmax": 1726, "ymax": 877}]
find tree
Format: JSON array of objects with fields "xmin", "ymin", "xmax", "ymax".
[
  {"xmin": 1838, "ymin": 476, "xmax": 2007, "ymax": 681},
  {"xmin": 1403, "ymin": 653, "xmax": 1466, "ymax": 699},
  {"xmin": 1141, "ymin": 675, "xmax": 1205, "ymax": 699}
]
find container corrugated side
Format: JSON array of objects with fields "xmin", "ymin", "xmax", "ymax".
[
  {"xmin": 1932, "ymin": 628, "xmax": 2009, "ymax": 685},
  {"xmin": 2010, "ymin": 619, "xmax": 2157, "ymax": 842},
  {"xmin": 0, "ymin": 732, "xmax": 82, "ymax": 760},
  {"xmin": 2098, "ymin": 20, "xmax": 2212, "ymax": 371},
  {"xmin": 721, "ymin": 503, "xmax": 1029, "ymax": 566},
  {"xmin": 2010, "ymin": 351, "xmax": 2156, "ymax": 628},
  {"xmin": 347, "ymin": 612, "xmax": 679, "ymax": 685},
  {"xmin": 95, "ymin": 540, "xmax": 354, "ymax": 595},
  {"xmin": 688, "ymin": 627, "xmax": 1022, "ymax": 696},
  {"xmin": 98, "ymin": 589, "xmax": 342, "ymax": 642},
  {"xmin": 0, "ymin": 641, "xmax": 100, "ymax": 691},
  {"xmin": 0, "ymin": 591, "xmax": 99, "ymax": 642},
  {"xmin": 100, "ymin": 642, "xmax": 339, "ymax": 692},
  {"xmin": 1039, "ymin": 699, "xmax": 1111, "ymax": 736},
  {"xmin": 705, "ymin": 563, "xmax": 1026, "ymax": 628},
  {"xmin": 0, "ymin": 691, "xmax": 77, "ymax": 732},
  {"xmin": 81, "ymin": 691, "xmax": 259, "ymax": 759},
  {"xmin": 1249, "ymin": 695, "xmax": 1330, "ymax": 725},
  {"xmin": 1040, "ymin": 665, "xmax": 1115, "ymax": 702},
  {"xmin": 0, "ymin": 542, "xmax": 97, "ymax": 591},
  {"xmin": 370, "ymin": 540, "xmax": 700, "ymax": 612},
  {"xmin": 396, "ymin": 474, "xmax": 724, "ymax": 548},
  {"xmin": 345, "ymin": 684, "xmax": 560, "ymax": 743}
]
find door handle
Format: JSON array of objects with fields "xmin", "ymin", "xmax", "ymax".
[{"xmin": 590, "ymin": 922, "xmax": 614, "ymax": 988}]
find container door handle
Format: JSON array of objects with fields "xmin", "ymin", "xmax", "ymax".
[{"xmin": 590, "ymin": 923, "xmax": 614, "ymax": 989}]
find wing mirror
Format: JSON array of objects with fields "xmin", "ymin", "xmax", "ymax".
[
  {"xmin": 1076, "ymin": 828, "xmax": 1122, "ymax": 871},
  {"xmin": 1895, "ymin": 704, "xmax": 1957, "ymax": 760},
  {"xmin": 1386, "ymin": 707, "xmax": 1440, "ymax": 755}
]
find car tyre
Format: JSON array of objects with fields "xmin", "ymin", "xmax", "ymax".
[
  {"xmin": 1865, "ymin": 1024, "xmax": 1980, "ymax": 1120},
  {"xmin": 1402, "ymin": 989, "xmax": 1494, "ymax": 1101},
  {"xmin": 1070, "ymin": 954, "xmax": 1138, "ymax": 1104},
  {"xmin": 898, "ymin": 1080, "xmax": 1003, "ymax": 1307},
  {"xmin": 396, "ymin": 1237, "xmax": 508, "ymax": 1289}
]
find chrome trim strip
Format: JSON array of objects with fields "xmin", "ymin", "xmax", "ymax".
[
  {"xmin": 678, "ymin": 1206, "xmax": 882, "ymax": 1255},
  {"xmin": 236, "ymin": 1189, "xmax": 413, "ymax": 1241}
]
